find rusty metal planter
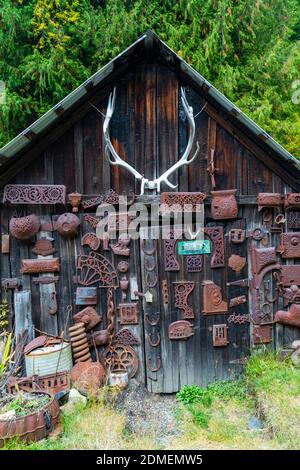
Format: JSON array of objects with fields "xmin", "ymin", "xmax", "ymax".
[{"xmin": 0, "ymin": 392, "xmax": 60, "ymax": 447}]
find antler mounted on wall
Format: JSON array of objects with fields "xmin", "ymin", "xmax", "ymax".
[{"xmin": 103, "ymin": 87, "xmax": 200, "ymax": 195}]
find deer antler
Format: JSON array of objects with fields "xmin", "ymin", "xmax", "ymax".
[{"xmin": 103, "ymin": 87, "xmax": 200, "ymax": 195}]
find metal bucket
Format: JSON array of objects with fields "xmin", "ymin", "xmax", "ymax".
[{"xmin": 25, "ymin": 342, "xmax": 73, "ymax": 376}]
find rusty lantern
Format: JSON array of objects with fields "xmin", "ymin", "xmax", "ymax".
[
  {"xmin": 56, "ymin": 213, "xmax": 80, "ymax": 238},
  {"xmin": 9, "ymin": 214, "xmax": 40, "ymax": 240}
]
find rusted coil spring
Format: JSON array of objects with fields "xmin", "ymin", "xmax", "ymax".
[{"xmin": 69, "ymin": 322, "xmax": 91, "ymax": 363}]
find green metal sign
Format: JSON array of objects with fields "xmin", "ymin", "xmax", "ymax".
[{"xmin": 178, "ymin": 240, "xmax": 211, "ymax": 255}]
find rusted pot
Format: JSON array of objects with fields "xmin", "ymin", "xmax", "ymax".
[
  {"xmin": 9, "ymin": 214, "xmax": 40, "ymax": 240},
  {"xmin": 68, "ymin": 192, "xmax": 82, "ymax": 213},
  {"xmin": 70, "ymin": 361, "xmax": 106, "ymax": 396},
  {"xmin": 56, "ymin": 213, "xmax": 80, "ymax": 238},
  {"xmin": 211, "ymin": 189, "xmax": 238, "ymax": 220},
  {"xmin": 0, "ymin": 392, "xmax": 60, "ymax": 448}
]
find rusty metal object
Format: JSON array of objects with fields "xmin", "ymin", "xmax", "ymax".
[
  {"xmin": 227, "ymin": 278, "xmax": 250, "ymax": 288},
  {"xmin": 8, "ymin": 372, "xmax": 70, "ymax": 396},
  {"xmin": 3, "ymin": 184, "xmax": 66, "ymax": 204},
  {"xmin": 110, "ymin": 234, "xmax": 131, "ymax": 256},
  {"xmin": 56, "ymin": 213, "xmax": 80, "ymax": 238},
  {"xmin": 207, "ymin": 148, "xmax": 217, "ymax": 189},
  {"xmin": 120, "ymin": 276, "xmax": 129, "ymax": 300},
  {"xmin": 174, "ymin": 281, "xmax": 195, "ymax": 319},
  {"xmin": 75, "ymin": 287, "xmax": 98, "ymax": 305},
  {"xmin": 228, "ymin": 254, "xmax": 247, "ymax": 272},
  {"xmin": 275, "ymin": 303, "xmax": 300, "ymax": 328},
  {"xmin": 253, "ymin": 324, "xmax": 273, "ymax": 344},
  {"xmin": 280, "ymin": 265, "xmax": 300, "ymax": 286},
  {"xmin": 228, "ymin": 314, "xmax": 250, "ymax": 324},
  {"xmin": 0, "ymin": 392, "xmax": 60, "ymax": 447},
  {"xmin": 147, "ymin": 357, "xmax": 161, "ymax": 372},
  {"xmin": 107, "ymin": 212, "xmax": 135, "ymax": 232},
  {"xmin": 32, "ymin": 276, "xmax": 59, "ymax": 284},
  {"xmin": 211, "ymin": 189, "xmax": 238, "ymax": 220},
  {"xmin": 145, "ymin": 312, "xmax": 160, "ymax": 326},
  {"xmin": 249, "ymin": 227, "xmax": 269, "ymax": 241},
  {"xmin": 204, "ymin": 226, "xmax": 225, "ymax": 268},
  {"xmin": 20, "ymin": 258, "xmax": 60, "ymax": 274},
  {"xmin": 145, "ymin": 257, "xmax": 156, "ymax": 272},
  {"xmin": 168, "ymin": 320, "xmax": 194, "ymax": 340},
  {"xmin": 257, "ymin": 192, "xmax": 281, "ymax": 212},
  {"xmin": 32, "ymin": 238, "xmax": 55, "ymax": 256},
  {"xmin": 279, "ymin": 232, "xmax": 300, "ymax": 258},
  {"xmin": 118, "ymin": 303, "xmax": 139, "ymax": 325},
  {"xmin": 134, "ymin": 290, "xmax": 153, "ymax": 303},
  {"xmin": 48, "ymin": 290, "xmax": 57, "ymax": 315},
  {"xmin": 69, "ymin": 322, "xmax": 91, "ymax": 363},
  {"xmin": 141, "ymin": 239, "xmax": 157, "ymax": 255},
  {"xmin": 106, "ymin": 288, "xmax": 115, "ymax": 345},
  {"xmin": 9, "ymin": 214, "xmax": 40, "ymax": 240},
  {"xmin": 81, "ymin": 233, "xmax": 101, "ymax": 251},
  {"xmin": 73, "ymin": 306, "xmax": 101, "ymax": 330},
  {"xmin": 88, "ymin": 329, "xmax": 109, "ymax": 347},
  {"xmin": 67, "ymin": 192, "xmax": 82, "ymax": 213},
  {"xmin": 162, "ymin": 280, "xmax": 169, "ymax": 304},
  {"xmin": 281, "ymin": 284, "xmax": 300, "ymax": 307},
  {"xmin": 160, "ymin": 192, "xmax": 206, "ymax": 212},
  {"xmin": 213, "ymin": 324, "xmax": 229, "ymax": 347},
  {"xmin": 115, "ymin": 328, "xmax": 140, "ymax": 346},
  {"xmin": 101, "ymin": 343, "xmax": 138, "ymax": 378},
  {"xmin": 202, "ymin": 280, "xmax": 228, "ymax": 315},
  {"xmin": 229, "ymin": 229, "xmax": 246, "ymax": 244},
  {"xmin": 24, "ymin": 336, "xmax": 48, "ymax": 355},
  {"xmin": 1, "ymin": 277, "xmax": 22, "ymax": 290},
  {"xmin": 77, "ymin": 252, "xmax": 118, "ymax": 287},
  {"xmin": 229, "ymin": 295, "xmax": 247, "ymax": 308},
  {"xmin": 117, "ymin": 260, "xmax": 129, "ymax": 273},
  {"xmin": 287, "ymin": 211, "xmax": 300, "ymax": 229},
  {"xmin": 251, "ymin": 246, "xmax": 277, "ymax": 275},
  {"xmin": 1, "ymin": 234, "xmax": 9, "ymax": 254},
  {"xmin": 163, "ymin": 232, "xmax": 180, "ymax": 271},
  {"xmin": 284, "ymin": 193, "xmax": 300, "ymax": 210},
  {"xmin": 70, "ymin": 361, "xmax": 106, "ymax": 395},
  {"xmin": 147, "ymin": 332, "xmax": 161, "ymax": 347},
  {"xmin": 84, "ymin": 214, "xmax": 100, "ymax": 229},
  {"xmin": 185, "ymin": 255, "xmax": 202, "ymax": 272},
  {"xmin": 82, "ymin": 189, "xmax": 120, "ymax": 209}
]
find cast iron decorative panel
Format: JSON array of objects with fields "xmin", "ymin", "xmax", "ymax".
[
  {"xmin": 3, "ymin": 184, "xmax": 66, "ymax": 204},
  {"xmin": 284, "ymin": 193, "xmax": 300, "ymax": 210},
  {"xmin": 202, "ymin": 280, "xmax": 228, "ymax": 315},
  {"xmin": 32, "ymin": 239, "xmax": 55, "ymax": 256},
  {"xmin": 210, "ymin": 189, "xmax": 238, "ymax": 219},
  {"xmin": 257, "ymin": 193, "xmax": 281, "ymax": 211},
  {"xmin": 20, "ymin": 258, "xmax": 60, "ymax": 274},
  {"xmin": 280, "ymin": 265, "xmax": 300, "ymax": 286},
  {"xmin": 253, "ymin": 324, "xmax": 273, "ymax": 344},
  {"xmin": 213, "ymin": 324, "xmax": 229, "ymax": 347},
  {"xmin": 81, "ymin": 233, "xmax": 101, "ymax": 251},
  {"xmin": 251, "ymin": 247, "xmax": 277, "ymax": 275},
  {"xmin": 185, "ymin": 255, "xmax": 203, "ymax": 272},
  {"xmin": 228, "ymin": 254, "xmax": 247, "ymax": 273},
  {"xmin": 204, "ymin": 226, "xmax": 225, "ymax": 268},
  {"xmin": 84, "ymin": 214, "xmax": 100, "ymax": 229},
  {"xmin": 101, "ymin": 343, "xmax": 138, "ymax": 378},
  {"xmin": 229, "ymin": 229, "xmax": 246, "ymax": 244},
  {"xmin": 115, "ymin": 328, "xmax": 141, "ymax": 346},
  {"xmin": 77, "ymin": 252, "xmax": 118, "ymax": 287},
  {"xmin": 160, "ymin": 192, "xmax": 206, "ymax": 212},
  {"xmin": 229, "ymin": 295, "xmax": 247, "ymax": 308},
  {"xmin": 118, "ymin": 303, "xmax": 139, "ymax": 325},
  {"xmin": 228, "ymin": 314, "xmax": 249, "ymax": 324},
  {"xmin": 287, "ymin": 211, "xmax": 300, "ymax": 229},
  {"xmin": 173, "ymin": 281, "xmax": 195, "ymax": 319},
  {"xmin": 82, "ymin": 189, "xmax": 120, "ymax": 209},
  {"xmin": 279, "ymin": 232, "xmax": 300, "ymax": 258},
  {"xmin": 168, "ymin": 320, "xmax": 194, "ymax": 340},
  {"xmin": 164, "ymin": 233, "xmax": 180, "ymax": 271}
]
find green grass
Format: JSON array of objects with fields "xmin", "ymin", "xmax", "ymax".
[{"xmin": 1, "ymin": 352, "xmax": 300, "ymax": 450}]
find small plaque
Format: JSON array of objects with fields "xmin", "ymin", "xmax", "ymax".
[{"xmin": 178, "ymin": 240, "xmax": 210, "ymax": 255}]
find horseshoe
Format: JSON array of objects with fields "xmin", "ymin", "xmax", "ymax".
[
  {"xmin": 147, "ymin": 356, "xmax": 161, "ymax": 372},
  {"xmin": 145, "ymin": 312, "xmax": 160, "ymax": 326},
  {"xmin": 146, "ymin": 272, "xmax": 158, "ymax": 288},
  {"xmin": 145, "ymin": 257, "xmax": 156, "ymax": 272},
  {"xmin": 147, "ymin": 332, "xmax": 161, "ymax": 347},
  {"xmin": 142, "ymin": 239, "xmax": 157, "ymax": 256}
]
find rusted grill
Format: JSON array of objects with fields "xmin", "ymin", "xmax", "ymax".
[
  {"xmin": 204, "ymin": 226, "xmax": 225, "ymax": 268},
  {"xmin": 160, "ymin": 192, "xmax": 206, "ymax": 212},
  {"xmin": 77, "ymin": 252, "xmax": 118, "ymax": 287},
  {"xmin": 213, "ymin": 324, "xmax": 229, "ymax": 347},
  {"xmin": 287, "ymin": 211, "xmax": 300, "ymax": 229},
  {"xmin": 3, "ymin": 184, "xmax": 66, "ymax": 204},
  {"xmin": 163, "ymin": 237, "xmax": 180, "ymax": 271},
  {"xmin": 118, "ymin": 303, "xmax": 139, "ymax": 325},
  {"xmin": 279, "ymin": 232, "xmax": 300, "ymax": 258},
  {"xmin": 253, "ymin": 324, "xmax": 273, "ymax": 344},
  {"xmin": 185, "ymin": 255, "xmax": 202, "ymax": 272}
]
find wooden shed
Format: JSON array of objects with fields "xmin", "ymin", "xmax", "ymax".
[{"xmin": 1, "ymin": 31, "xmax": 300, "ymax": 393}]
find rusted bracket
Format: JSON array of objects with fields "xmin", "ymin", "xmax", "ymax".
[
  {"xmin": 174, "ymin": 281, "xmax": 195, "ymax": 319},
  {"xmin": 227, "ymin": 278, "xmax": 250, "ymax": 288},
  {"xmin": 1, "ymin": 278, "xmax": 22, "ymax": 291},
  {"xmin": 32, "ymin": 276, "xmax": 59, "ymax": 285}
]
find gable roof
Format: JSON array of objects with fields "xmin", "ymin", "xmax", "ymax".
[{"xmin": 1, "ymin": 30, "xmax": 299, "ymax": 186}]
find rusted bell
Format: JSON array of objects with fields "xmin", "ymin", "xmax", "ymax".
[
  {"xmin": 56, "ymin": 213, "xmax": 80, "ymax": 238},
  {"xmin": 9, "ymin": 214, "xmax": 40, "ymax": 240}
]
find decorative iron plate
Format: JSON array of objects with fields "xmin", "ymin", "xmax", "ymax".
[
  {"xmin": 168, "ymin": 320, "xmax": 194, "ymax": 340},
  {"xmin": 204, "ymin": 226, "xmax": 225, "ymax": 268},
  {"xmin": 210, "ymin": 189, "xmax": 238, "ymax": 219},
  {"xmin": 185, "ymin": 255, "xmax": 203, "ymax": 272},
  {"xmin": 174, "ymin": 281, "xmax": 195, "ymax": 319},
  {"xmin": 213, "ymin": 324, "xmax": 229, "ymax": 347},
  {"xmin": 20, "ymin": 258, "xmax": 60, "ymax": 274},
  {"xmin": 77, "ymin": 252, "xmax": 118, "ymax": 287},
  {"xmin": 118, "ymin": 302, "xmax": 139, "ymax": 325},
  {"xmin": 253, "ymin": 324, "xmax": 273, "ymax": 344},
  {"xmin": 3, "ymin": 184, "xmax": 66, "ymax": 204},
  {"xmin": 202, "ymin": 280, "xmax": 228, "ymax": 315},
  {"xmin": 160, "ymin": 192, "xmax": 206, "ymax": 212}
]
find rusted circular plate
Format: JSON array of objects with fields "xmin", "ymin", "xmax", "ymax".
[
  {"xmin": 24, "ymin": 335, "xmax": 48, "ymax": 355},
  {"xmin": 70, "ymin": 361, "xmax": 106, "ymax": 395},
  {"xmin": 101, "ymin": 343, "xmax": 138, "ymax": 378}
]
